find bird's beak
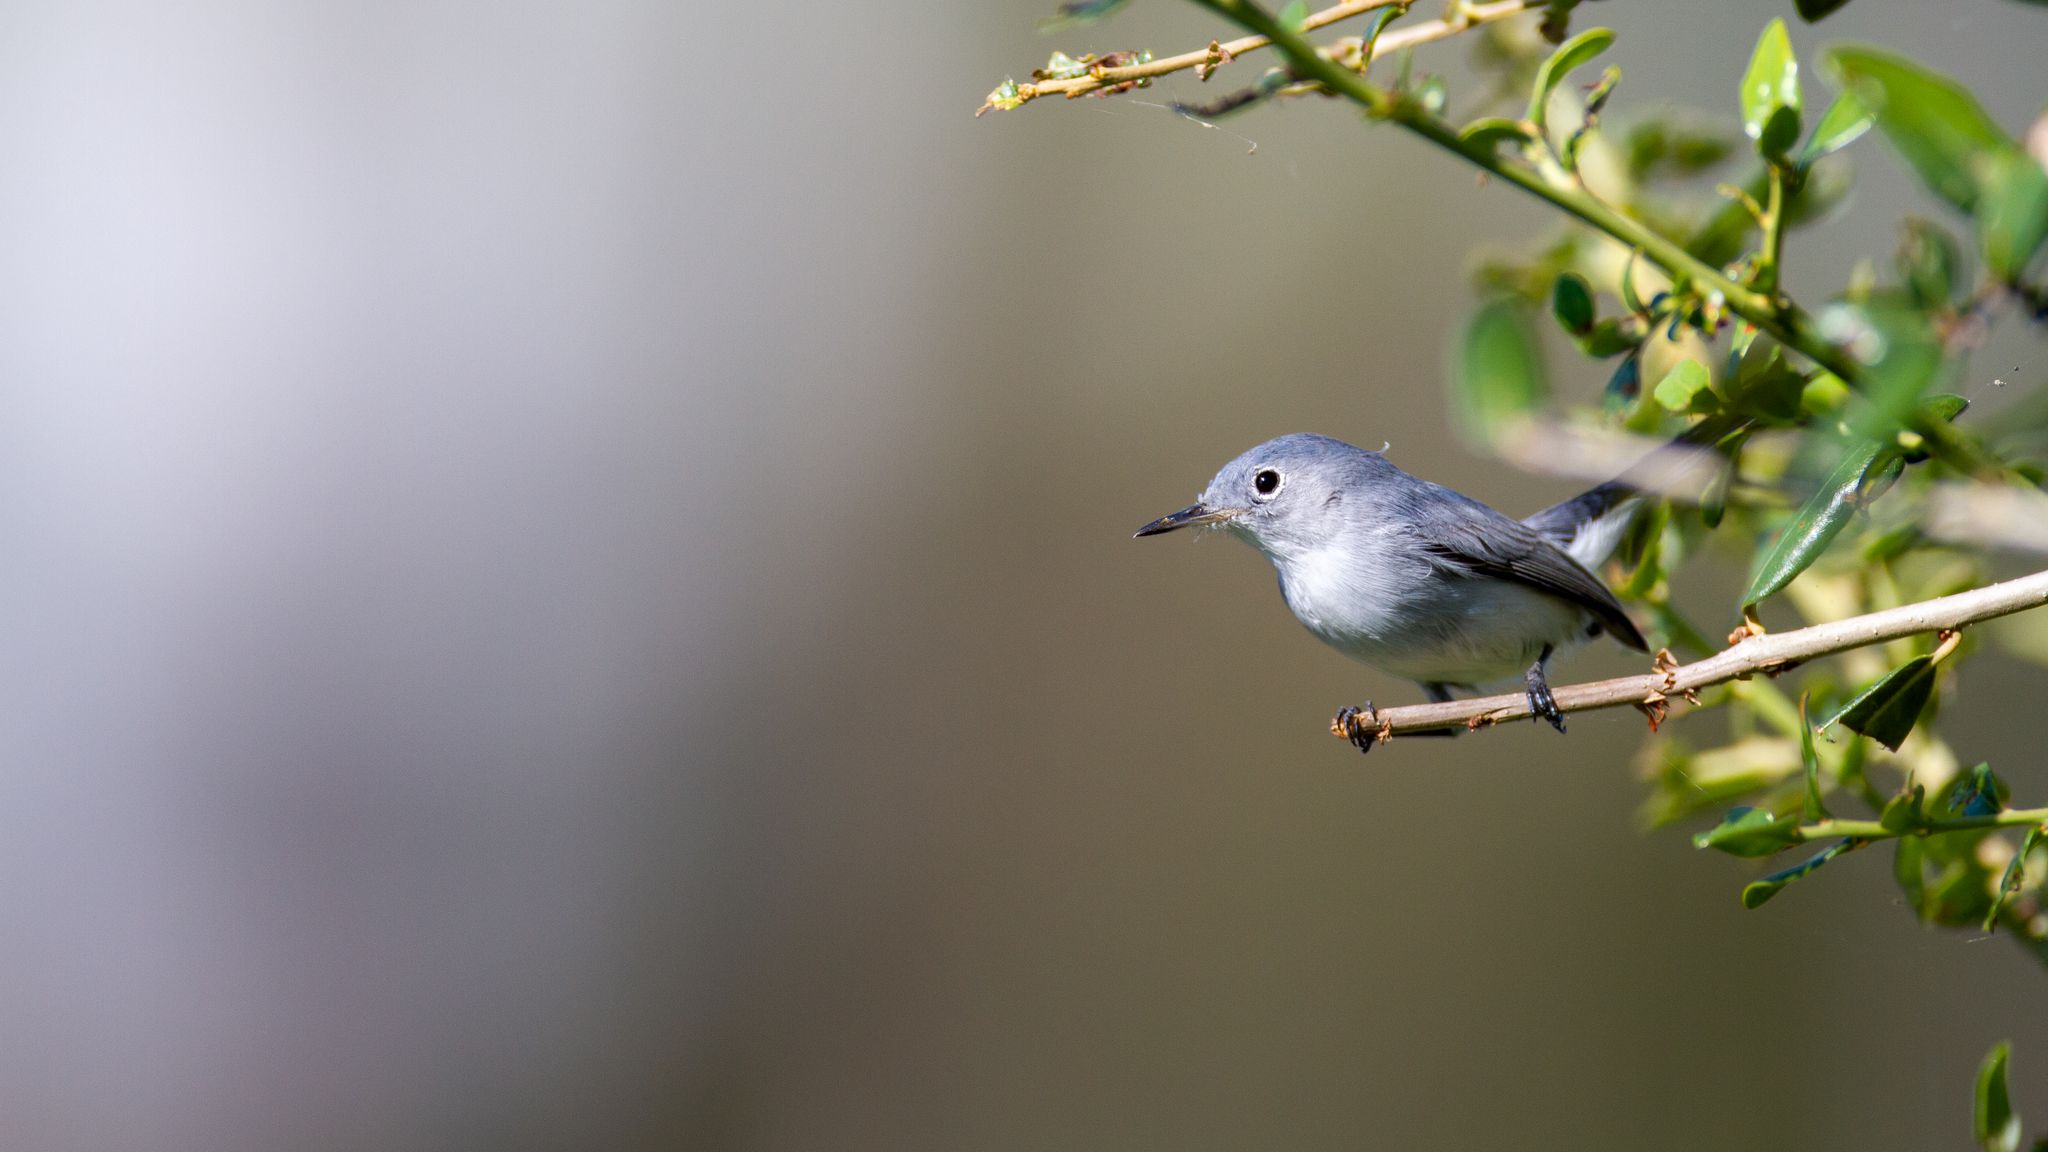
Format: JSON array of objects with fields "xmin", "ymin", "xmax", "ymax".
[{"xmin": 1133, "ymin": 502, "xmax": 1240, "ymax": 538}]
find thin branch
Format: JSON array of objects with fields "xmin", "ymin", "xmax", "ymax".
[
  {"xmin": 977, "ymin": 0, "xmax": 1539, "ymax": 114},
  {"xmin": 1785, "ymin": 809, "xmax": 2048, "ymax": 845},
  {"xmin": 1333, "ymin": 567, "xmax": 2048, "ymax": 742},
  {"xmin": 1177, "ymin": 0, "xmax": 2010, "ymax": 480}
]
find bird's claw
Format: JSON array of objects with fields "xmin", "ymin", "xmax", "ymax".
[
  {"xmin": 1525, "ymin": 668, "xmax": 1566, "ymax": 734},
  {"xmin": 1333, "ymin": 703, "xmax": 1379, "ymax": 755}
]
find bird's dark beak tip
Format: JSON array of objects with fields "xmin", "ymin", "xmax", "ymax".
[{"xmin": 1133, "ymin": 502, "xmax": 1222, "ymax": 539}]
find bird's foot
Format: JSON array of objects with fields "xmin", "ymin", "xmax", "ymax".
[
  {"xmin": 1333, "ymin": 703, "xmax": 1379, "ymax": 755},
  {"xmin": 1525, "ymin": 663, "xmax": 1566, "ymax": 734}
]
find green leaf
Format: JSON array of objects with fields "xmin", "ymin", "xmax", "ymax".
[
  {"xmin": 1898, "ymin": 218, "xmax": 1961, "ymax": 308},
  {"xmin": 1576, "ymin": 319, "xmax": 1636, "ymax": 358},
  {"xmin": 1879, "ymin": 783, "xmax": 1926, "ymax": 832},
  {"xmin": 1822, "ymin": 46, "xmax": 2013, "ymax": 213},
  {"xmin": 1528, "ymin": 27, "xmax": 1614, "ymax": 129},
  {"xmin": 1893, "ymin": 836, "xmax": 1925, "ymax": 912},
  {"xmin": 1758, "ymin": 105, "xmax": 1803, "ymax": 163},
  {"xmin": 1824, "ymin": 655, "xmax": 1936, "ymax": 751},
  {"xmin": 1652, "ymin": 358, "xmax": 1715, "ymax": 413},
  {"xmin": 1797, "ymin": 90, "xmax": 1874, "ymax": 169},
  {"xmin": 1799, "ymin": 695, "xmax": 1829, "ymax": 822},
  {"xmin": 1741, "ymin": 437, "xmax": 1886, "ymax": 606},
  {"xmin": 1454, "ymin": 300, "xmax": 1547, "ymax": 444},
  {"xmin": 1277, "ymin": 0, "xmax": 1309, "ymax": 33},
  {"xmin": 1794, "ymin": 0, "xmax": 1850, "ymax": 21},
  {"xmin": 1949, "ymin": 762, "xmax": 2009, "ymax": 817},
  {"xmin": 1742, "ymin": 839, "xmax": 1852, "ymax": 908},
  {"xmin": 1741, "ymin": 19, "xmax": 1802, "ymax": 159},
  {"xmin": 1694, "ymin": 806, "xmax": 1801, "ymax": 857},
  {"xmin": 1460, "ymin": 116, "xmax": 1530, "ymax": 154},
  {"xmin": 1825, "ymin": 303, "xmax": 1946, "ymax": 438},
  {"xmin": 1551, "ymin": 272, "xmax": 1595, "ymax": 334},
  {"xmin": 1975, "ymin": 1042, "xmax": 2020, "ymax": 1152},
  {"xmin": 1986, "ymin": 823, "xmax": 2045, "ymax": 932},
  {"xmin": 1357, "ymin": 7, "xmax": 1399, "ymax": 72},
  {"xmin": 1979, "ymin": 151, "xmax": 2048, "ymax": 282},
  {"xmin": 1604, "ymin": 354, "xmax": 1642, "ymax": 410}
]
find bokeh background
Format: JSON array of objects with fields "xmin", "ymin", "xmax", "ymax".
[{"xmin": 2, "ymin": 1, "xmax": 2044, "ymax": 1148}]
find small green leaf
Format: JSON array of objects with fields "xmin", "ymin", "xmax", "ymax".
[
  {"xmin": 1985, "ymin": 823, "xmax": 2045, "ymax": 932},
  {"xmin": 1604, "ymin": 354, "xmax": 1642, "ymax": 410},
  {"xmin": 1948, "ymin": 762, "xmax": 2009, "ymax": 817},
  {"xmin": 1879, "ymin": 783, "xmax": 1926, "ymax": 832},
  {"xmin": 1741, "ymin": 437, "xmax": 1887, "ymax": 606},
  {"xmin": 1528, "ymin": 27, "xmax": 1615, "ymax": 129},
  {"xmin": 1794, "ymin": 0, "xmax": 1850, "ymax": 21},
  {"xmin": 1898, "ymin": 218, "xmax": 1961, "ymax": 308},
  {"xmin": 1825, "ymin": 655, "xmax": 1936, "ymax": 751},
  {"xmin": 1652, "ymin": 358, "xmax": 1715, "ymax": 413},
  {"xmin": 1741, "ymin": 19, "xmax": 1802, "ymax": 157},
  {"xmin": 1742, "ymin": 839, "xmax": 1852, "ymax": 907},
  {"xmin": 1797, "ymin": 90, "xmax": 1874, "ymax": 169},
  {"xmin": 1759, "ymin": 105, "xmax": 1803, "ymax": 162},
  {"xmin": 1978, "ymin": 151, "xmax": 2048, "ymax": 282},
  {"xmin": 1357, "ymin": 7, "xmax": 1399, "ymax": 71},
  {"xmin": 1975, "ymin": 1042, "xmax": 2020, "ymax": 1152},
  {"xmin": 1823, "ymin": 46, "xmax": 2012, "ymax": 213},
  {"xmin": 1459, "ymin": 116, "xmax": 1530, "ymax": 154},
  {"xmin": 1893, "ymin": 836, "xmax": 1925, "ymax": 912},
  {"xmin": 1799, "ymin": 695, "xmax": 1828, "ymax": 822},
  {"xmin": 1740, "ymin": 391, "xmax": 1962, "ymax": 605},
  {"xmin": 1576, "ymin": 319, "xmax": 1636, "ymax": 358},
  {"xmin": 1277, "ymin": 0, "xmax": 1309, "ymax": 32},
  {"xmin": 1551, "ymin": 272, "xmax": 1595, "ymax": 334},
  {"xmin": 1694, "ymin": 806, "xmax": 1801, "ymax": 857},
  {"xmin": 1454, "ymin": 300, "xmax": 1547, "ymax": 445}
]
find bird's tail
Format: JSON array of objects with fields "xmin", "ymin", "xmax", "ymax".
[
  {"xmin": 1523, "ymin": 481, "xmax": 1642, "ymax": 571},
  {"xmin": 1522, "ymin": 414, "xmax": 1753, "ymax": 571}
]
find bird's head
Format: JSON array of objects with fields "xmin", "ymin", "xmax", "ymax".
[{"xmin": 1133, "ymin": 433, "xmax": 1374, "ymax": 558}]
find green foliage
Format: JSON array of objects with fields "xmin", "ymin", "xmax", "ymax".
[
  {"xmin": 1694, "ymin": 806, "xmax": 1801, "ymax": 857},
  {"xmin": 1527, "ymin": 27, "xmax": 1613, "ymax": 130},
  {"xmin": 1824, "ymin": 654, "xmax": 1937, "ymax": 751},
  {"xmin": 1822, "ymin": 47, "xmax": 2010, "ymax": 213},
  {"xmin": 1454, "ymin": 299, "xmax": 1547, "ymax": 444},
  {"xmin": 1975, "ymin": 1042, "xmax": 2020, "ymax": 1152},
  {"xmin": 1740, "ymin": 19, "xmax": 1801, "ymax": 162}
]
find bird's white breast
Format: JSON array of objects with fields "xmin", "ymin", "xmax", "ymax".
[{"xmin": 1267, "ymin": 534, "xmax": 1592, "ymax": 686}]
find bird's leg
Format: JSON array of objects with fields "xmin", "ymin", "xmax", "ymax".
[
  {"xmin": 1333, "ymin": 703, "xmax": 1377, "ymax": 755},
  {"xmin": 1525, "ymin": 645, "xmax": 1566, "ymax": 734}
]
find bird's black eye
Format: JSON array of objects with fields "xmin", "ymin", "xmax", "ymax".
[{"xmin": 1253, "ymin": 469, "xmax": 1282, "ymax": 498}]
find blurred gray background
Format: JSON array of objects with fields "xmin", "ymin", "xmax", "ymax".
[{"xmin": 1, "ymin": 1, "xmax": 2044, "ymax": 1149}]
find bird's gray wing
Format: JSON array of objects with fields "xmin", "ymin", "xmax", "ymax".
[{"xmin": 1412, "ymin": 493, "xmax": 1648, "ymax": 652}]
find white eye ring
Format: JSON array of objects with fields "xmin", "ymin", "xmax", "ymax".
[{"xmin": 1252, "ymin": 468, "xmax": 1283, "ymax": 500}]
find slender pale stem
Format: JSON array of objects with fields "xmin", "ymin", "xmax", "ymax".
[
  {"xmin": 1757, "ymin": 163, "xmax": 1787, "ymax": 301},
  {"xmin": 1334, "ymin": 567, "xmax": 2048, "ymax": 740},
  {"xmin": 979, "ymin": 0, "xmax": 1539, "ymax": 111}
]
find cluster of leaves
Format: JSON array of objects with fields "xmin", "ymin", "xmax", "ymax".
[{"xmin": 1436, "ymin": 16, "xmax": 2048, "ymax": 962}]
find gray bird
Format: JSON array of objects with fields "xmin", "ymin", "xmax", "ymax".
[{"xmin": 1134, "ymin": 434, "xmax": 1646, "ymax": 749}]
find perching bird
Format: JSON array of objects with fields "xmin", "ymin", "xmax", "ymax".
[{"xmin": 1134, "ymin": 434, "xmax": 1647, "ymax": 749}]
